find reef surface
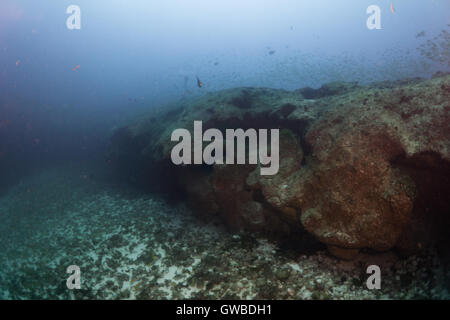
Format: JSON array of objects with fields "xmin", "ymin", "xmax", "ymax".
[{"xmin": 109, "ymin": 73, "xmax": 450, "ymax": 262}]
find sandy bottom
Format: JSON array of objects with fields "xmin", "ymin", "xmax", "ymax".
[{"xmin": 0, "ymin": 163, "xmax": 448, "ymax": 300}]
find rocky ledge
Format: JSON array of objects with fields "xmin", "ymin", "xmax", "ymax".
[{"xmin": 109, "ymin": 73, "xmax": 450, "ymax": 261}]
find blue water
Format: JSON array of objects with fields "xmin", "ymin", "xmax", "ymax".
[
  {"xmin": 0, "ymin": 0, "xmax": 449, "ymax": 300},
  {"xmin": 1, "ymin": 1, "xmax": 448, "ymax": 181}
]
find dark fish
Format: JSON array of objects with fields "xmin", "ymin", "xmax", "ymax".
[
  {"xmin": 268, "ymin": 50, "xmax": 276, "ymax": 55},
  {"xmin": 196, "ymin": 76, "xmax": 203, "ymax": 88}
]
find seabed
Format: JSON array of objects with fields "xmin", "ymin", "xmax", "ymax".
[{"xmin": 0, "ymin": 163, "xmax": 448, "ymax": 300}]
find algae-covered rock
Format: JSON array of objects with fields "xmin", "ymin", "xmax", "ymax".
[
  {"xmin": 298, "ymin": 75, "xmax": 449, "ymax": 255},
  {"xmin": 109, "ymin": 75, "xmax": 450, "ymax": 259}
]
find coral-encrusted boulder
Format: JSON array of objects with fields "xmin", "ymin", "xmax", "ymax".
[
  {"xmin": 297, "ymin": 75, "xmax": 449, "ymax": 257},
  {"xmin": 299, "ymin": 114, "xmax": 416, "ymax": 253},
  {"xmin": 109, "ymin": 74, "xmax": 450, "ymax": 259}
]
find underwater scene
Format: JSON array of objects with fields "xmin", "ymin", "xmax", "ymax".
[{"xmin": 0, "ymin": 0, "xmax": 449, "ymax": 301}]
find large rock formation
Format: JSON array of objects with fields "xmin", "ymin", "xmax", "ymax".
[{"xmin": 109, "ymin": 74, "xmax": 450, "ymax": 259}]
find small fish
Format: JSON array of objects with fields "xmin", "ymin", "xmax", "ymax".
[
  {"xmin": 15, "ymin": 60, "xmax": 20, "ymax": 66},
  {"xmin": 390, "ymin": 3, "xmax": 395, "ymax": 14},
  {"xmin": 196, "ymin": 76, "xmax": 203, "ymax": 88},
  {"xmin": 72, "ymin": 64, "xmax": 80, "ymax": 71},
  {"xmin": 268, "ymin": 50, "xmax": 276, "ymax": 55},
  {"xmin": 416, "ymin": 31, "xmax": 425, "ymax": 38}
]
